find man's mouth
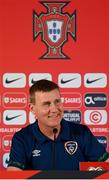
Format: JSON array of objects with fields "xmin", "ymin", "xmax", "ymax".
[{"xmin": 48, "ymin": 114, "xmax": 60, "ymax": 118}]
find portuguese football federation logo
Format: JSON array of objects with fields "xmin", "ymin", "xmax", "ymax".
[{"xmin": 33, "ymin": 1, "xmax": 76, "ymax": 59}]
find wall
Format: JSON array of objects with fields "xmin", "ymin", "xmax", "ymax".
[{"xmin": 0, "ymin": 0, "xmax": 109, "ymax": 169}]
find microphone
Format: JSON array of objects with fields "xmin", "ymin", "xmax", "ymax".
[
  {"xmin": 53, "ymin": 128, "xmax": 58, "ymax": 141},
  {"xmin": 52, "ymin": 128, "xmax": 58, "ymax": 170}
]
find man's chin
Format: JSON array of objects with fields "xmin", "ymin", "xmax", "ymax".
[{"xmin": 48, "ymin": 121, "xmax": 61, "ymax": 128}]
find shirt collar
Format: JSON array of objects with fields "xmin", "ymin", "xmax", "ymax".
[
  {"xmin": 32, "ymin": 119, "xmax": 70, "ymax": 144},
  {"xmin": 58, "ymin": 119, "xmax": 70, "ymax": 141},
  {"xmin": 32, "ymin": 121, "xmax": 49, "ymax": 144}
]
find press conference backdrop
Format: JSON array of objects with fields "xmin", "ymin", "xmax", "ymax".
[{"xmin": 0, "ymin": 0, "xmax": 109, "ymax": 170}]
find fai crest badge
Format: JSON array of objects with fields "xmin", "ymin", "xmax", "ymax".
[
  {"xmin": 64, "ymin": 141, "xmax": 78, "ymax": 155},
  {"xmin": 33, "ymin": 1, "xmax": 76, "ymax": 59}
]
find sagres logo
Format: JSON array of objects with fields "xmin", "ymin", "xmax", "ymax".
[
  {"xmin": 3, "ymin": 93, "xmax": 27, "ymax": 108},
  {"xmin": 33, "ymin": 1, "xmax": 76, "ymax": 59},
  {"xmin": 61, "ymin": 93, "xmax": 82, "ymax": 108},
  {"xmin": 3, "ymin": 110, "xmax": 26, "ymax": 125},
  {"xmin": 84, "ymin": 110, "xmax": 107, "ymax": 125},
  {"xmin": 3, "ymin": 135, "xmax": 12, "ymax": 151}
]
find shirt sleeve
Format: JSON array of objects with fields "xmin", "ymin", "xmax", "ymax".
[
  {"xmin": 82, "ymin": 126, "xmax": 109, "ymax": 162},
  {"xmin": 8, "ymin": 132, "xmax": 27, "ymax": 169}
]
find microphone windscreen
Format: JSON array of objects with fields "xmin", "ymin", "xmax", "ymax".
[{"xmin": 53, "ymin": 128, "xmax": 58, "ymax": 134}]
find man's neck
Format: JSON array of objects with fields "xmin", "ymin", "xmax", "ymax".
[{"xmin": 38, "ymin": 123, "xmax": 61, "ymax": 140}]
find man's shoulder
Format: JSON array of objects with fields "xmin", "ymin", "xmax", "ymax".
[
  {"xmin": 63, "ymin": 119, "xmax": 89, "ymax": 134},
  {"xmin": 14, "ymin": 122, "xmax": 37, "ymax": 138},
  {"xmin": 11, "ymin": 122, "xmax": 38, "ymax": 153}
]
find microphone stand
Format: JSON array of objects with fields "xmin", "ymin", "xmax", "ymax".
[{"xmin": 52, "ymin": 128, "xmax": 57, "ymax": 170}]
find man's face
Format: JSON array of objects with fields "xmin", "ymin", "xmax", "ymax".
[{"xmin": 30, "ymin": 89, "xmax": 64, "ymax": 129}]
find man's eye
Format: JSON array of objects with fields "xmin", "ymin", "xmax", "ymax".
[
  {"xmin": 43, "ymin": 102, "xmax": 50, "ymax": 106},
  {"xmin": 55, "ymin": 99, "xmax": 61, "ymax": 104}
]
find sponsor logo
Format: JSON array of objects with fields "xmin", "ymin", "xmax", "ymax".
[
  {"xmin": 29, "ymin": 73, "xmax": 52, "ymax": 86},
  {"xmin": 84, "ymin": 73, "xmax": 107, "ymax": 88},
  {"xmin": 95, "ymin": 136, "xmax": 107, "ymax": 148},
  {"xmin": 2, "ymin": 135, "xmax": 12, "ymax": 151},
  {"xmin": 64, "ymin": 141, "xmax": 78, "ymax": 155},
  {"xmin": 88, "ymin": 167, "xmax": 103, "ymax": 171},
  {"xmin": 61, "ymin": 93, "xmax": 82, "ymax": 108},
  {"xmin": 3, "ymin": 93, "xmax": 27, "ymax": 108},
  {"xmin": 33, "ymin": 1, "xmax": 76, "ymax": 59},
  {"xmin": 3, "ymin": 73, "xmax": 26, "ymax": 88},
  {"xmin": 84, "ymin": 110, "xmax": 107, "ymax": 125},
  {"xmin": 64, "ymin": 110, "xmax": 81, "ymax": 124},
  {"xmin": 32, "ymin": 149, "xmax": 41, "ymax": 157},
  {"xmin": 84, "ymin": 93, "xmax": 107, "ymax": 107},
  {"xmin": 86, "ymin": 77, "xmax": 103, "ymax": 84},
  {"xmin": 58, "ymin": 73, "xmax": 81, "ymax": 88},
  {"xmin": 6, "ymin": 114, "xmax": 22, "ymax": 121},
  {"xmin": 3, "ymin": 110, "xmax": 26, "ymax": 125},
  {"xmin": 3, "ymin": 153, "xmax": 10, "ymax": 168},
  {"xmin": 5, "ymin": 77, "xmax": 22, "ymax": 84},
  {"xmin": 61, "ymin": 77, "xmax": 78, "ymax": 84}
]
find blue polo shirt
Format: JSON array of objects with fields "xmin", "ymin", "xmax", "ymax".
[{"xmin": 8, "ymin": 120, "xmax": 109, "ymax": 170}]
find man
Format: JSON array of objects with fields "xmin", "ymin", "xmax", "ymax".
[{"xmin": 7, "ymin": 79, "xmax": 109, "ymax": 170}]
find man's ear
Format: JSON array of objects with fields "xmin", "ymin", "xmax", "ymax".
[{"xmin": 29, "ymin": 103, "xmax": 36, "ymax": 115}]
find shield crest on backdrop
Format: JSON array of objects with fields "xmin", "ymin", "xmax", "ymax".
[
  {"xmin": 33, "ymin": 1, "xmax": 76, "ymax": 59},
  {"xmin": 46, "ymin": 20, "xmax": 63, "ymax": 43}
]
